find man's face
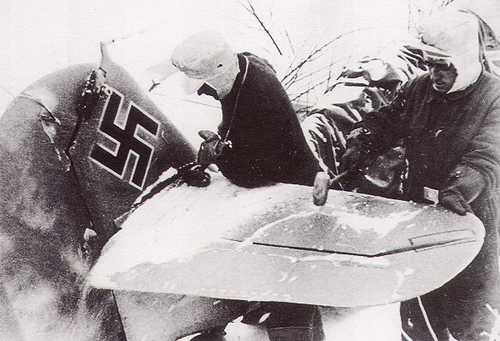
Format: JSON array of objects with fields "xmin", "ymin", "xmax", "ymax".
[{"xmin": 427, "ymin": 60, "xmax": 458, "ymax": 93}]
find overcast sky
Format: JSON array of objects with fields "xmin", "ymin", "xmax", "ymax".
[
  {"xmin": 0, "ymin": 1, "xmax": 410, "ymax": 91},
  {"xmin": 0, "ymin": 0, "xmax": 498, "ymax": 124}
]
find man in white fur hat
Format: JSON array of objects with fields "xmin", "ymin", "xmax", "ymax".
[
  {"xmin": 340, "ymin": 8, "xmax": 500, "ymax": 340},
  {"xmin": 171, "ymin": 31, "xmax": 325, "ymax": 341},
  {"xmin": 171, "ymin": 31, "xmax": 323, "ymax": 188}
]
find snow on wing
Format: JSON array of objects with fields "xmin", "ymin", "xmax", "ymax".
[{"xmin": 89, "ymin": 173, "xmax": 484, "ymax": 307}]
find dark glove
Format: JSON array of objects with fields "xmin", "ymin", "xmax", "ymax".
[
  {"xmin": 178, "ymin": 162, "xmax": 211, "ymax": 187},
  {"xmin": 438, "ymin": 189, "xmax": 471, "ymax": 216},
  {"xmin": 197, "ymin": 130, "xmax": 231, "ymax": 167},
  {"xmin": 438, "ymin": 164, "xmax": 485, "ymax": 215},
  {"xmin": 339, "ymin": 127, "xmax": 377, "ymax": 173}
]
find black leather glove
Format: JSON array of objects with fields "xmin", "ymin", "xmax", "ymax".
[
  {"xmin": 197, "ymin": 130, "xmax": 231, "ymax": 167},
  {"xmin": 339, "ymin": 127, "xmax": 377, "ymax": 173},
  {"xmin": 438, "ymin": 164, "xmax": 485, "ymax": 215},
  {"xmin": 178, "ymin": 162, "xmax": 211, "ymax": 187}
]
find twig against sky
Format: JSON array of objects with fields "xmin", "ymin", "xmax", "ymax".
[
  {"xmin": 280, "ymin": 27, "xmax": 373, "ymax": 86},
  {"xmin": 441, "ymin": 0, "xmax": 457, "ymax": 6},
  {"xmin": 240, "ymin": 0, "xmax": 283, "ymax": 56},
  {"xmin": 287, "ymin": 55, "xmax": 355, "ymax": 102},
  {"xmin": 284, "ymin": 29, "xmax": 295, "ymax": 55},
  {"xmin": 290, "ymin": 78, "xmax": 329, "ymax": 102},
  {"xmin": 285, "ymin": 55, "xmax": 347, "ymax": 87}
]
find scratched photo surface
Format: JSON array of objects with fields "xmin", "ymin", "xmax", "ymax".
[{"xmin": 0, "ymin": 1, "xmax": 499, "ymax": 341}]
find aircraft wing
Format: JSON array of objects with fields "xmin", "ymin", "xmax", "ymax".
[{"xmin": 89, "ymin": 173, "xmax": 484, "ymax": 307}]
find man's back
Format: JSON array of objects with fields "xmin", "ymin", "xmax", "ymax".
[{"xmin": 217, "ymin": 52, "xmax": 321, "ymax": 187}]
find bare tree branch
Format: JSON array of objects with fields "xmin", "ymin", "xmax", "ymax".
[
  {"xmin": 287, "ymin": 54, "xmax": 354, "ymax": 102},
  {"xmin": 281, "ymin": 43, "xmax": 329, "ymax": 84},
  {"xmin": 284, "ymin": 73, "xmax": 299, "ymax": 89},
  {"xmin": 290, "ymin": 79, "xmax": 330, "ymax": 102},
  {"xmin": 240, "ymin": 0, "xmax": 283, "ymax": 55},
  {"xmin": 283, "ymin": 59, "xmax": 343, "ymax": 88},
  {"xmin": 325, "ymin": 62, "xmax": 334, "ymax": 92},
  {"xmin": 280, "ymin": 27, "xmax": 372, "ymax": 85},
  {"xmin": 284, "ymin": 29, "xmax": 295, "ymax": 55},
  {"xmin": 441, "ymin": 0, "xmax": 457, "ymax": 6}
]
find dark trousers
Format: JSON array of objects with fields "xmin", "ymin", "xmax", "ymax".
[{"xmin": 242, "ymin": 302, "xmax": 324, "ymax": 341}]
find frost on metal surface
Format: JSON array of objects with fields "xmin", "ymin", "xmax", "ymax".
[{"xmin": 89, "ymin": 173, "xmax": 484, "ymax": 307}]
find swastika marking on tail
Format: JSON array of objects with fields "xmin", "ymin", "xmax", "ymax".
[{"xmin": 90, "ymin": 90, "xmax": 160, "ymax": 190}]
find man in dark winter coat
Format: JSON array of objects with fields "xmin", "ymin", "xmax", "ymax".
[
  {"xmin": 171, "ymin": 31, "xmax": 324, "ymax": 341},
  {"xmin": 340, "ymin": 9, "xmax": 500, "ymax": 340},
  {"xmin": 171, "ymin": 31, "xmax": 322, "ymax": 189}
]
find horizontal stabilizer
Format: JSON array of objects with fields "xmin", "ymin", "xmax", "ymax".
[{"xmin": 90, "ymin": 174, "xmax": 484, "ymax": 307}]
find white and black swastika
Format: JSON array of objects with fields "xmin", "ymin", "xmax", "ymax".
[{"xmin": 90, "ymin": 90, "xmax": 160, "ymax": 190}]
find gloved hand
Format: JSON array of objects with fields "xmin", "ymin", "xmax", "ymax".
[
  {"xmin": 339, "ymin": 127, "xmax": 377, "ymax": 173},
  {"xmin": 197, "ymin": 130, "xmax": 231, "ymax": 167},
  {"xmin": 438, "ymin": 164, "xmax": 485, "ymax": 215},
  {"xmin": 438, "ymin": 188, "xmax": 471, "ymax": 216},
  {"xmin": 313, "ymin": 171, "xmax": 331, "ymax": 206},
  {"xmin": 178, "ymin": 162, "xmax": 211, "ymax": 187}
]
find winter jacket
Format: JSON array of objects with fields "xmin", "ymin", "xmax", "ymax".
[
  {"xmin": 361, "ymin": 71, "xmax": 500, "ymax": 205},
  {"xmin": 216, "ymin": 52, "xmax": 321, "ymax": 187},
  {"xmin": 359, "ymin": 70, "xmax": 500, "ymax": 338}
]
